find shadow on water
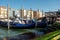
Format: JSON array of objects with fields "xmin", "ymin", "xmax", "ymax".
[{"xmin": 4, "ymin": 32, "xmax": 36, "ymax": 40}]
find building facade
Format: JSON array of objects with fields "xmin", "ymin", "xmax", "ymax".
[
  {"xmin": 33, "ymin": 10, "xmax": 43, "ymax": 19},
  {"xmin": 0, "ymin": 6, "xmax": 43, "ymax": 20},
  {"xmin": 20, "ymin": 8, "xmax": 33, "ymax": 20},
  {"xmin": 0, "ymin": 6, "xmax": 7, "ymax": 19},
  {"xmin": 26, "ymin": 8, "xmax": 33, "ymax": 20},
  {"xmin": 19, "ymin": 8, "xmax": 43, "ymax": 20},
  {"xmin": 45, "ymin": 10, "xmax": 60, "ymax": 22},
  {"xmin": 20, "ymin": 8, "xmax": 27, "ymax": 19}
]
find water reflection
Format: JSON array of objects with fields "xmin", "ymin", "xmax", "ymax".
[
  {"xmin": 0, "ymin": 27, "xmax": 23, "ymax": 38},
  {"xmin": 0, "ymin": 27, "xmax": 8, "ymax": 38}
]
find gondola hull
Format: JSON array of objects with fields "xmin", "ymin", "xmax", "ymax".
[
  {"xmin": 0, "ymin": 22, "xmax": 35, "ymax": 29},
  {"xmin": 10, "ymin": 23, "xmax": 35, "ymax": 29},
  {"xmin": 37, "ymin": 22, "xmax": 48, "ymax": 28}
]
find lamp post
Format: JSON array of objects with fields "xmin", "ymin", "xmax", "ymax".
[
  {"xmin": 7, "ymin": 4, "xmax": 10, "ymax": 38},
  {"xmin": 7, "ymin": 4, "xmax": 10, "ymax": 30}
]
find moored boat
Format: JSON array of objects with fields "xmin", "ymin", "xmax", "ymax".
[
  {"xmin": 37, "ymin": 17, "xmax": 48, "ymax": 28},
  {"xmin": 0, "ymin": 19, "xmax": 35, "ymax": 29},
  {"xmin": 10, "ymin": 20, "xmax": 35, "ymax": 29}
]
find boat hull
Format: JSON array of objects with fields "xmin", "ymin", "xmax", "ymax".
[{"xmin": 0, "ymin": 22, "xmax": 35, "ymax": 29}]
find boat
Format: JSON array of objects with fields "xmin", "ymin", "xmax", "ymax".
[
  {"xmin": 10, "ymin": 20, "xmax": 35, "ymax": 29},
  {"xmin": 37, "ymin": 17, "xmax": 48, "ymax": 28},
  {"xmin": 0, "ymin": 19, "xmax": 35, "ymax": 29}
]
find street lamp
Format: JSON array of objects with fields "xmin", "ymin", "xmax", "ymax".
[{"xmin": 7, "ymin": 4, "xmax": 10, "ymax": 29}]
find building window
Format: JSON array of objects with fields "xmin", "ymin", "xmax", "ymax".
[
  {"xmin": 5, "ymin": 11, "xmax": 7, "ymax": 13},
  {"xmin": 1, "ymin": 8, "xmax": 3, "ymax": 10},
  {"xmin": 5, "ymin": 15, "xmax": 7, "ymax": 18},
  {"xmin": 0, "ymin": 15, "xmax": 4, "ymax": 18},
  {"xmin": 1, "ymin": 11, "xmax": 4, "ymax": 13}
]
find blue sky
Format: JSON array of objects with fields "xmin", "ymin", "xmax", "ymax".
[{"xmin": 0, "ymin": 0, "xmax": 60, "ymax": 12}]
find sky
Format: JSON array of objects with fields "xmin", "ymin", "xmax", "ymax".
[{"xmin": 0, "ymin": 0, "xmax": 60, "ymax": 12}]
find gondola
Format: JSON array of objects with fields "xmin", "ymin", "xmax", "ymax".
[
  {"xmin": 37, "ymin": 17, "xmax": 48, "ymax": 28},
  {"xmin": 10, "ymin": 22, "xmax": 35, "ymax": 29},
  {"xmin": 11, "ymin": 20, "xmax": 35, "ymax": 29},
  {"xmin": 37, "ymin": 22, "xmax": 48, "ymax": 28},
  {"xmin": 0, "ymin": 20, "xmax": 35, "ymax": 29}
]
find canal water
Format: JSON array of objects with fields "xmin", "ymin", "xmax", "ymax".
[
  {"xmin": 0, "ymin": 27, "xmax": 44, "ymax": 39},
  {"xmin": 0, "ymin": 27, "xmax": 25, "ymax": 38}
]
